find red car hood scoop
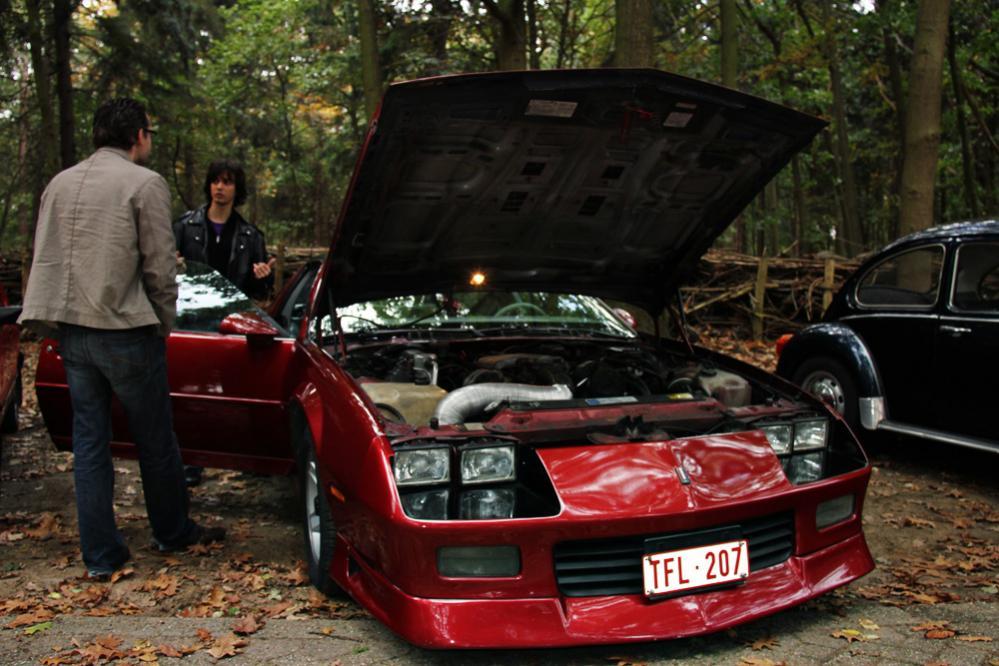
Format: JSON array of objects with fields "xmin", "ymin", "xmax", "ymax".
[
  {"xmin": 538, "ymin": 431, "xmax": 789, "ymax": 519},
  {"xmin": 325, "ymin": 69, "xmax": 824, "ymax": 314}
]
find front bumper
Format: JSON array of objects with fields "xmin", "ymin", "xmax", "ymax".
[{"xmin": 334, "ymin": 531, "xmax": 873, "ymax": 648}]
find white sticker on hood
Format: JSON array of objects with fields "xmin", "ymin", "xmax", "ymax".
[
  {"xmin": 663, "ymin": 111, "xmax": 694, "ymax": 128},
  {"xmin": 526, "ymin": 99, "xmax": 578, "ymax": 118}
]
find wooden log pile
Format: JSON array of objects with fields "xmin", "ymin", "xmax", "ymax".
[
  {"xmin": 1, "ymin": 246, "xmax": 861, "ymax": 340},
  {"xmin": 681, "ymin": 250, "xmax": 861, "ymax": 339}
]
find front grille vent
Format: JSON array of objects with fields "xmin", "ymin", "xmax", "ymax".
[{"xmin": 553, "ymin": 512, "xmax": 794, "ymax": 597}]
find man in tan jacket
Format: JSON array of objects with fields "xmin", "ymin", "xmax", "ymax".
[{"xmin": 20, "ymin": 98, "xmax": 223, "ymax": 578}]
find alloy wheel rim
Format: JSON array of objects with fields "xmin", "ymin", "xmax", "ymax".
[
  {"xmin": 803, "ymin": 370, "xmax": 846, "ymax": 415},
  {"xmin": 305, "ymin": 452, "xmax": 321, "ymax": 562}
]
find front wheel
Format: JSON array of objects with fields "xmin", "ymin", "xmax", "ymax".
[
  {"xmin": 296, "ymin": 430, "xmax": 343, "ymax": 597},
  {"xmin": 792, "ymin": 356, "xmax": 859, "ymax": 433}
]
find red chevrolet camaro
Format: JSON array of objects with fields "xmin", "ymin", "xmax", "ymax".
[{"xmin": 36, "ymin": 70, "xmax": 874, "ymax": 648}]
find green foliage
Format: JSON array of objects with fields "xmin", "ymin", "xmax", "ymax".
[{"xmin": 0, "ymin": 0, "xmax": 995, "ymax": 259}]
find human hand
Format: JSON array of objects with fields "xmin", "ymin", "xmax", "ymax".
[{"xmin": 253, "ymin": 256, "xmax": 276, "ymax": 279}]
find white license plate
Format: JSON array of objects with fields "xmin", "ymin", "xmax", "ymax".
[{"xmin": 642, "ymin": 539, "xmax": 749, "ymax": 597}]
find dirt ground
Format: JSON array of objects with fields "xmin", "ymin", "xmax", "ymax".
[{"xmin": 0, "ymin": 340, "xmax": 997, "ymax": 665}]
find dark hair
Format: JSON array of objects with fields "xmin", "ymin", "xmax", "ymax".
[
  {"xmin": 204, "ymin": 159, "xmax": 248, "ymax": 207},
  {"xmin": 92, "ymin": 98, "xmax": 149, "ymax": 150}
]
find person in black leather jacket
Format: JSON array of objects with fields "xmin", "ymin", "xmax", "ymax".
[
  {"xmin": 174, "ymin": 159, "xmax": 274, "ymax": 300},
  {"xmin": 174, "ymin": 159, "xmax": 274, "ymax": 487}
]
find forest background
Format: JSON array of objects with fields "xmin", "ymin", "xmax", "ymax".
[{"xmin": 0, "ymin": 0, "xmax": 995, "ymax": 276}]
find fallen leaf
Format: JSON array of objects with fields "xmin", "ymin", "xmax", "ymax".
[
  {"xmin": 232, "ymin": 615, "xmax": 262, "ymax": 635},
  {"xmin": 23, "ymin": 621, "xmax": 53, "ymax": 635},
  {"xmin": 956, "ymin": 635, "xmax": 992, "ymax": 642},
  {"xmin": 831, "ymin": 629, "xmax": 865, "ymax": 643},
  {"xmin": 195, "ymin": 628, "xmax": 214, "ymax": 643},
  {"xmin": 110, "ymin": 567, "xmax": 134, "ymax": 583},
  {"xmin": 903, "ymin": 516, "xmax": 936, "ymax": 529},
  {"xmin": 157, "ymin": 644, "xmax": 183, "ymax": 658},
  {"xmin": 7, "ymin": 609, "xmax": 55, "ymax": 628},
  {"xmin": 747, "ymin": 636, "xmax": 780, "ymax": 651},
  {"xmin": 741, "ymin": 659, "xmax": 787, "ymax": 666},
  {"xmin": 207, "ymin": 632, "xmax": 247, "ymax": 659},
  {"xmin": 859, "ymin": 618, "xmax": 880, "ymax": 631},
  {"xmin": 912, "ymin": 621, "xmax": 951, "ymax": 632},
  {"xmin": 925, "ymin": 630, "xmax": 956, "ymax": 639}
]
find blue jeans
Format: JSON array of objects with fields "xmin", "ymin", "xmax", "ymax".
[{"xmin": 59, "ymin": 325, "xmax": 196, "ymax": 573}]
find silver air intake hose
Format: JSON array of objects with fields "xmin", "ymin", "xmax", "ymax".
[{"xmin": 433, "ymin": 383, "xmax": 573, "ymax": 426}]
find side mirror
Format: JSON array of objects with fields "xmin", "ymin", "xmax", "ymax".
[{"xmin": 219, "ymin": 312, "xmax": 279, "ymax": 343}]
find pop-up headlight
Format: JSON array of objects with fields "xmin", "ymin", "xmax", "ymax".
[
  {"xmin": 757, "ymin": 417, "xmax": 830, "ymax": 485},
  {"xmin": 460, "ymin": 446, "xmax": 516, "ymax": 485},
  {"xmin": 761, "ymin": 424, "xmax": 793, "ymax": 455},
  {"xmin": 394, "ymin": 447, "xmax": 450, "ymax": 487},
  {"xmin": 793, "ymin": 419, "xmax": 828, "ymax": 451}
]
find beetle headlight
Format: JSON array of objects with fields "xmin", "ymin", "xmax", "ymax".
[
  {"xmin": 394, "ymin": 447, "xmax": 450, "ymax": 487},
  {"xmin": 761, "ymin": 424, "xmax": 793, "ymax": 455},
  {"xmin": 793, "ymin": 419, "xmax": 828, "ymax": 451},
  {"xmin": 460, "ymin": 446, "xmax": 516, "ymax": 485}
]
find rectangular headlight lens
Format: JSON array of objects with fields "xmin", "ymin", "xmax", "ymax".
[
  {"xmin": 460, "ymin": 446, "xmax": 516, "ymax": 485},
  {"xmin": 437, "ymin": 546, "xmax": 520, "ymax": 577},
  {"xmin": 794, "ymin": 419, "xmax": 828, "ymax": 451},
  {"xmin": 816, "ymin": 494, "xmax": 854, "ymax": 529},
  {"xmin": 460, "ymin": 488, "xmax": 515, "ymax": 520},
  {"xmin": 394, "ymin": 447, "xmax": 450, "ymax": 487},
  {"xmin": 785, "ymin": 451, "xmax": 824, "ymax": 484},
  {"xmin": 761, "ymin": 424, "xmax": 793, "ymax": 455},
  {"xmin": 400, "ymin": 489, "xmax": 449, "ymax": 520}
]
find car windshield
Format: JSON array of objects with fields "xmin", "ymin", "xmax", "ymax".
[
  {"xmin": 337, "ymin": 292, "xmax": 635, "ymax": 339},
  {"xmin": 175, "ymin": 261, "xmax": 261, "ymax": 333}
]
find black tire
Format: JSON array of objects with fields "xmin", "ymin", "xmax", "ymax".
[
  {"xmin": 1, "ymin": 374, "xmax": 20, "ymax": 434},
  {"xmin": 295, "ymin": 428, "xmax": 343, "ymax": 597},
  {"xmin": 791, "ymin": 356, "xmax": 860, "ymax": 433}
]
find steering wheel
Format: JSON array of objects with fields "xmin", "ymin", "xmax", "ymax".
[{"xmin": 495, "ymin": 302, "xmax": 547, "ymax": 316}]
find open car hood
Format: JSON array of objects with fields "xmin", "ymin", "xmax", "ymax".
[{"xmin": 326, "ymin": 69, "xmax": 824, "ymax": 314}]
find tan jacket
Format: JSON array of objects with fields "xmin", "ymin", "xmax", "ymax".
[{"xmin": 19, "ymin": 148, "xmax": 177, "ymax": 336}]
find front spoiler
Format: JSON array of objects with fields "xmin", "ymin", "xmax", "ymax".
[{"xmin": 333, "ymin": 532, "xmax": 874, "ymax": 649}]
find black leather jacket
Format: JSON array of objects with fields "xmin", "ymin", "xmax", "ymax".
[{"xmin": 173, "ymin": 206, "xmax": 273, "ymax": 299}]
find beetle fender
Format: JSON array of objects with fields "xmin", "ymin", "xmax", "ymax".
[{"xmin": 776, "ymin": 323, "xmax": 884, "ymax": 398}]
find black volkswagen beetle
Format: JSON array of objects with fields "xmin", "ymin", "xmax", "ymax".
[{"xmin": 777, "ymin": 219, "xmax": 998, "ymax": 454}]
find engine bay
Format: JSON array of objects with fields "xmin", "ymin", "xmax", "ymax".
[{"xmin": 342, "ymin": 338, "xmax": 766, "ymax": 429}]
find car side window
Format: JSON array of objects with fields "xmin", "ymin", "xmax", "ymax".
[
  {"xmin": 951, "ymin": 242, "xmax": 999, "ymax": 312},
  {"xmin": 856, "ymin": 245, "xmax": 944, "ymax": 308},
  {"xmin": 275, "ymin": 264, "xmax": 319, "ymax": 335}
]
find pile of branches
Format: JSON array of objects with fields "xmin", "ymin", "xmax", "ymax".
[{"xmin": 681, "ymin": 250, "xmax": 862, "ymax": 338}]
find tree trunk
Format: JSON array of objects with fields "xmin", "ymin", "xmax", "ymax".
[
  {"xmin": 356, "ymin": 0, "xmax": 383, "ymax": 122},
  {"xmin": 821, "ymin": 2, "xmax": 863, "ymax": 256},
  {"xmin": 614, "ymin": 0, "xmax": 652, "ymax": 67},
  {"xmin": 27, "ymin": 0, "xmax": 58, "ymax": 181},
  {"xmin": 53, "ymin": 0, "xmax": 76, "ymax": 169},
  {"xmin": 526, "ymin": 0, "xmax": 539, "ymax": 69},
  {"xmin": 898, "ymin": 0, "xmax": 951, "ymax": 237},
  {"xmin": 428, "ymin": 0, "xmax": 456, "ymax": 73},
  {"xmin": 719, "ymin": 0, "xmax": 745, "ymax": 252},
  {"xmin": 791, "ymin": 155, "xmax": 806, "ymax": 256},
  {"xmin": 554, "ymin": 0, "xmax": 573, "ymax": 68},
  {"xmin": 947, "ymin": 20, "xmax": 979, "ymax": 218},
  {"xmin": 485, "ymin": 0, "xmax": 527, "ymax": 70},
  {"xmin": 877, "ymin": 0, "xmax": 906, "ymax": 241}
]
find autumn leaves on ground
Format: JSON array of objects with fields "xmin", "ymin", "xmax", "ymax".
[{"xmin": 1, "ymin": 339, "xmax": 997, "ymax": 665}]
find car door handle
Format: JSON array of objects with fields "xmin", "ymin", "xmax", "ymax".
[{"xmin": 939, "ymin": 325, "xmax": 971, "ymax": 336}]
